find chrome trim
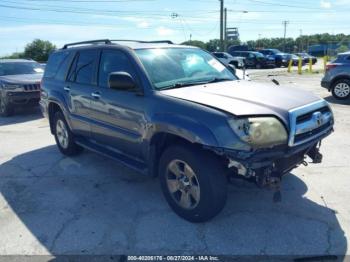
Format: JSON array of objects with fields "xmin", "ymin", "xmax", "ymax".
[{"xmin": 288, "ymin": 100, "xmax": 333, "ymax": 147}]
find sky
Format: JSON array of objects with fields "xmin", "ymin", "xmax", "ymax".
[{"xmin": 0, "ymin": 0, "xmax": 350, "ymax": 56}]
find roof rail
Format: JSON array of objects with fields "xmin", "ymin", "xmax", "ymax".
[
  {"xmin": 110, "ymin": 40, "xmax": 173, "ymax": 44},
  {"xmin": 62, "ymin": 39, "xmax": 112, "ymax": 49}
]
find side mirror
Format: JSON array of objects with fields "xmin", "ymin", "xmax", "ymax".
[
  {"xmin": 227, "ymin": 64, "xmax": 236, "ymax": 75},
  {"xmin": 109, "ymin": 72, "xmax": 136, "ymax": 91}
]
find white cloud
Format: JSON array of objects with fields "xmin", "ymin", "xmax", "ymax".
[
  {"xmin": 156, "ymin": 26, "xmax": 174, "ymax": 36},
  {"xmin": 320, "ymin": 0, "xmax": 332, "ymax": 8},
  {"xmin": 137, "ymin": 21, "xmax": 150, "ymax": 28}
]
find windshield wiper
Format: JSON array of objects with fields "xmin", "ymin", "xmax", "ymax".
[
  {"xmin": 205, "ymin": 77, "xmax": 232, "ymax": 84},
  {"xmin": 160, "ymin": 78, "xmax": 232, "ymax": 90}
]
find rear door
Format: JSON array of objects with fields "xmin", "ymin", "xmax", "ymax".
[
  {"xmin": 89, "ymin": 49, "xmax": 146, "ymax": 159},
  {"xmin": 64, "ymin": 49, "xmax": 99, "ymax": 137}
]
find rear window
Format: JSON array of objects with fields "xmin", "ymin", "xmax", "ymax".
[{"xmin": 44, "ymin": 51, "xmax": 70, "ymax": 79}]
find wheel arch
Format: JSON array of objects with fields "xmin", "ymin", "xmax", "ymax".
[
  {"xmin": 330, "ymin": 75, "xmax": 350, "ymax": 88},
  {"xmin": 47, "ymin": 100, "xmax": 72, "ymax": 134}
]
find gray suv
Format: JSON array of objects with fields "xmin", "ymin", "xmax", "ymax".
[
  {"xmin": 40, "ymin": 39, "xmax": 334, "ymax": 222},
  {"xmin": 0, "ymin": 59, "xmax": 44, "ymax": 116},
  {"xmin": 321, "ymin": 51, "xmax": 350, "ymax": 100}
]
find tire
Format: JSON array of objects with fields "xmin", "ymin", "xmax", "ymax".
[
  {"xmin": 0, "ymin": 97, "xmax": 14, "ymax": 117},
  {"xmin": 275, "ymin": 60, "xmax": 282, "ymax": 67},
  {"xmin": 331, "ymin": 79, "xmax": 350, "ymax": 100},
  {"xmin": 159, "ymin": 145, "xmax": 227, "ymax": 222},
  {"xmin": 53, "ymin": 111, "xmax": 83, "ymax": 156},
  {"xmin": 255, "ymin": 63, "xmax": 262, "ymax": 69}
]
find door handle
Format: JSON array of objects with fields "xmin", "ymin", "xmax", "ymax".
[
  {"xmin": 64, "ymin": 86, "xmax": 70, "ymax": 92},
  {"xmin": 91, "ymin": 92, "xmax": 101, "ymax": 99}
]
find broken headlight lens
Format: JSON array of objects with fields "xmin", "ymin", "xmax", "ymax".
[{"xmin": 228, "ymin": 117, "xmax": 288, "ymax": 148}]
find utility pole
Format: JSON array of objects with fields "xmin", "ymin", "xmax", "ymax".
[
  {"xmin": 299, "ymin": 29, "xmax": 303, "ymax": 52},
  {"xmin": 224, "ymin": 7, "xmax": 227, "ymax": 51},
  {"xmin": 219, "ymin": 0, "xmax": 224, "ymax": 51},
  {"xmin": 282, "ymin": 20, "xmax": 289, "ymax": 52}
]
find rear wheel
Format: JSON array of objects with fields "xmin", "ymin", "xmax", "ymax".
[
  {"xmin": 255, "ymin": 63, "xmax": 262, "ymax": 69},
  {"xmin": 159, "ymin": 145, "xmax": 227, "ymax": 222},
  {"xmin": 332, "ymin": 79, "xmax": 350, "ymax": 100},
  {"xmin": 0, "ymin": 97, "xmax": 14, "ymax": 117},
  {"xmin": 53, "ymin": 111, "xmax": 83, "ymax": 156}
]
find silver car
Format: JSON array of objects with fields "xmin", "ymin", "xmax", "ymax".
[{"xmin": 321, "ymin": 51, "xmax": 350, "ymax": 100}]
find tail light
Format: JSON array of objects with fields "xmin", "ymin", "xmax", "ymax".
[{"xmin": 326, "ymin": 64, "xmax": 338, "ymax": 71}]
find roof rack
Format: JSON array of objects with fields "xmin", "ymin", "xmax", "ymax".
[
  {"xmin": 61, "ymin": 39, "xmax": 174, "ymax": 49},
  {"xmin": 110, "ymin": 40, "xmax": 173, "ymax": 44},
  {"xmin": 62, "ymin": 39, "xmax": 112, "ymax": 49}
]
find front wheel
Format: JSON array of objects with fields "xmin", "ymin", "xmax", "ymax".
[
  {"xmin": 53, "ymin": 111, "xmax": 83, "ymax": 156},
  {"xmin": 332, "ymin": 79, "xmax": 350, "ymax": 100},
  {"xmin": 159, "ymin": 145, "xmax": 227, "ymax": 222}
]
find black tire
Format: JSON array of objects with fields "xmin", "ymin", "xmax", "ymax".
[
  {"xmin": 53, "ymin": 111, "xmax": 83, "ymax": 156},
  {"xmin": 275, "ymin": 60, "xmax": 282, "ymax": 67},
  {"xmin": 255, "ymin": 63, "xmax": 262, "ymax": 69},
  {"xmin": 159, "ymin": 145, "xmax": 227, "ymax": 223},
  {"xmin": 331, "ymin": 79, "xmax": 350, "ymax": 100},
  {"xmin": 0, "ymin": 97, "xmax": 14, "ymax": 117}
]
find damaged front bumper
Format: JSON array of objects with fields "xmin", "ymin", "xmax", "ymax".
[{"xmin": 211, "ymin": 127, "xmax": 333, "ymax": 188}]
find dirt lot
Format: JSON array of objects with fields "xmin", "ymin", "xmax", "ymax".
[{"xmin": 0, "ymin": 71, "xmax": 349, "ymax": 258}]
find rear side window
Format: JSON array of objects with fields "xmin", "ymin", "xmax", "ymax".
[
  {"xmin": 98, "ymin": 50, "xmax": 136, "ymax": 88},
  {"xmin": 44, "ymin": 51, "xmax": 70, "ymax": 78},
  {"xmin": 67, "ymin": 50, "xmax": 99, "ymax": 85}
]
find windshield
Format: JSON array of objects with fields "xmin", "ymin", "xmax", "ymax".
[
  {"xmin": 254, "ymin": 52, "xmax": 265, "ymax": 58},
  {"xmin": 0, "ymin": 62, "xmax": 44, "ymax": 76},
  {"xmin": 135, "ymin": 48, "xmax": 237, "ymax": 90}
]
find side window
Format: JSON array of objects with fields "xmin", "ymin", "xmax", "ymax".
[
  {"xmin": 215, "ymin": 53, "xmax": 223, "ymax": 58},
  {"xmin": 67, "ymin": 50, "xmax": 99, "ymax": 85},
  {"xmin": 76, "ymin": 50, "xmax": 99, "ymax": 85},
  {"xmin": 67, "ymin": 54, "xmax": 78, "ymax": 82},
  {"xmin": 249, "ymin": 53, "xmax": 255, "ymax": 58},
  {"xmin": 98, "ymin": 50, "xmax": 136, "ymax": 88},
  {"xmin": 55, "ymin": 52, "xmax": 75, "ymax": 81},
  {"xmin": 44, "ymin": 51, "xmax": 69, "ymax": 79}
]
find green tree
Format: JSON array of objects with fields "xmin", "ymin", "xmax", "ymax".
[
  {"xmin": 206, "ymin": 39, "xmax": 221, "ymax": 52},
  {"xmin": 181, "ymin": 40, "xmax": 206, "ymax": 49},
  {"xmin": 23, "ymin": 39, "xmax": 56, "ymax": 62}
]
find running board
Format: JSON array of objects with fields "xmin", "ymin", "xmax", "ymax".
[{"xmin": 75, "ymin": 137, "xmax": 148, "ymax": 175}]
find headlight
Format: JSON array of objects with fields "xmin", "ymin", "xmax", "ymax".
[
  {"xmin": 3, "ymin": 84, "xmax": 22, "ymax": 90},
  {"xmin": 228, "ymin": 117, "xmax": 288, "ymax": 148}
]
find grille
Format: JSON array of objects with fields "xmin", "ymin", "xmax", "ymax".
[
  {"xmin": 296, "ymin": 106, "xmax": 331, "ymax": 124},
  {"xmin": 289, "ymin": 100, "xmax": 333, "ymax": 147},
  {"xmin": 23, "ymin": 83, "xmax": 40, "ymax": 91},
  {"xmin": 294, "ymin": 121, "xmax": 332, "ymax": 144}
]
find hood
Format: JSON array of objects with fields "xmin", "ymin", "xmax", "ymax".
[
  {"xmin": 160, "ymin": 80, "xmax": 321, "ymax": 125},
  {"xmin": 0, "ymin": 74, "xmax": 43, "ymax": 84}
]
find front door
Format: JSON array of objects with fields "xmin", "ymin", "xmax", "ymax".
[{"xmin": 90, "ymin": 49, "xmax": 147, "ymax": 160}]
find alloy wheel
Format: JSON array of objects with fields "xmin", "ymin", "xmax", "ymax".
[
  {"xmin": 166, "ymin": 159, "xmax": 200, "ymax": 210},
  {"xmin": 334, "ymin": 83, "xmax": 350, "ymax": 98},
  {"xmin": 56, "ymin": 119, "xmax": 69, "ymax": 149}
]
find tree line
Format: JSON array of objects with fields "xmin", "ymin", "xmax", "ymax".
[{"xmin": 2, "ymin": 33, "xmax": 349, "ymax": 62}]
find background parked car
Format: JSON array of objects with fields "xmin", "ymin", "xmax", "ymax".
[
  {"xmin": 288, "ymin": 54, "xmax": 306, "ymax": 66},
  {"xmin": 295, "ymin": 53, "xmax": 317, "ymax": 65},
  {"xmin": 258, "ymin": 49, "xmax": 290, "ymax": 67},
  {"xmin": 0, "ymin": 59, "xmax": 44, "ymax": 116},
  {"xmin": 212, "ymin": 52, "xmax": 245, "ymax": 68},
  {"xmin": 230, "ymin": 51, "xmax": 275, "ymax": 69},
  {"xmin": 321, "ymin": 51, "xmax": 350, "ymax": 99}
]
